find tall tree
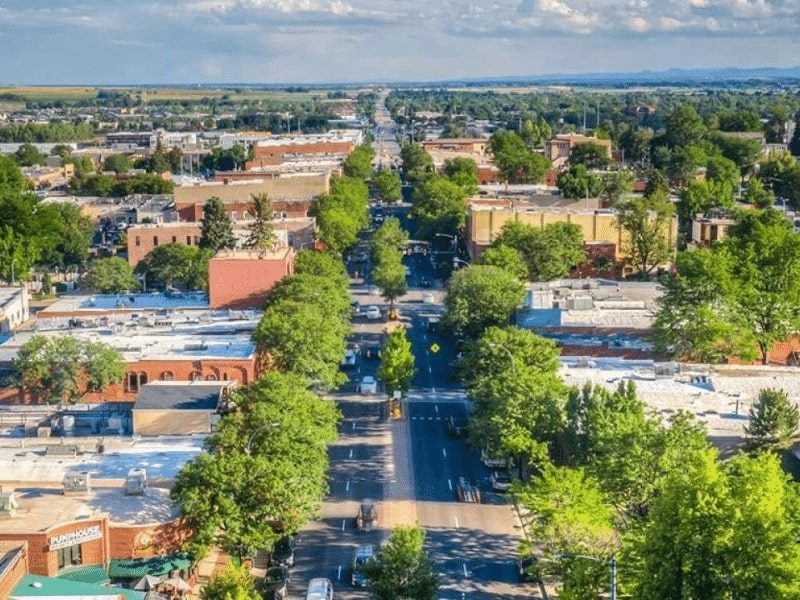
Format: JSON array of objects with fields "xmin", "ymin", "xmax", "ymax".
[
  {"xmin": 343, "ymin": 144, "xmax": 375, "ymax": 180},
  {"xmin": 370, "ymin": 218, "xmax": 409, "ymax": 261},
  {"xmin": 443, "ymin": 157, "xmax": 480, "ymax": 194},
  {"xmin": 80, "ymin": 257, "xmax": 139, "ymax": 293},
  {"xmin": 745, "ymin": 388, "xmax": 800, "ymax": 451},
  {"xmin": 373, "ymin": 168, "xmax": 402, "ymax": 203},
  {"xmin": 377, "ymin": 327, "xmax": 416, "ymax": 398},
  {"xmin": 557, "ymin": 165, "xmax": 604, "ymax": 199},
  {"xmin": 490, "ymin": 130, "xmax": 551, "ymax": 183},
  {"xmin": 200, "ymin": 565, "xmax": 259, "ymax": 600},
  {"xmin": 615, "ymin": 189, "xmax": 675, "ymax": 275},
  {"xmin": 102, "ymin": 153, "xmax": 132, "ymax": 174},
  {"xmin": 569, "ymin": 142, "xmax": 611, "ymax": 170},
  {"xmin": 479, "ymin": 244, "xmax": 528, "ymax": 280},
  {"xmin": 293, "ymin": 249, "xmax": 347, "ymax": 281},
  {"xmin": 245, "ymin": 193, "xmax": 275, "ymax": 250},
  {"xmin": 491, "ymin": 221, "xmax": 585, "ymax": 281},
  {"xmin": 410, "ymin": 174, "xmax": 467, "ymax": 240},
  {"xmin": 361, "ymin": 526, "xmax": 440, "ymax": 600},
  {"xmin": 200, "ymin": 197, "xmax": 235, "ymax": 251},
  {"xmin": 443, "ymin": 265, "xmax": 525, "ymax": 338},
  {"xmin": 399, "ymin": 143, "xmax": 434, "ymax": 184},
  {"xmin": 743, "ymin": 177, "xmax": 774, "ymax": 208},
  {"xmin": 372, "ymin": 249, "xmax": 407, "ymax": 307},
  {"xmin": 135, "ymin": 244, "xmax": 211, "ymax": 291}
]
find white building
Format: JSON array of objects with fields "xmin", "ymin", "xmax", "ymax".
[{"xmin": 0, "ymin": 287, "xmax": 29, "ymax": 333}]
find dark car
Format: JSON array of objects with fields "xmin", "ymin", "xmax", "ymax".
[
  {"xmin": 263, "ymin": 565, "xmax": 289, "ymax": 599},
  {"xmin": 516, "ymin": 557, "xmax": 539, "ymax": 583},
  {"xmin": 446, "ymin": 416, "xmax": 468, "ymax": 438},
  {"xmin": 491, "ymin": 470, "xmax": 513, "ymax": 492},
  {"xmin": 270, "ymin": 536, "xmax": 296, "ymax": 568}
]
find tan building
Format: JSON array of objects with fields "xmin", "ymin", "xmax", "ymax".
[
  {"xmin": 545, "ymin": 134, "xmax": 613, "ymax": 168},
  {"xmin": 422, "ymin": 138, "xmax": 500, "ymax": 184},
  {"xmin": 131, "ymin": 381, "xmax": 232, "ymax": 436},
  {"xmin": 173, "ymin": 173, "xmax": 330, "ymax": 207},
  {"xmin": 466, "ymin": 200, "xmax": 678, "ymax": 262},
  {"xmin": 21, "ymin": 164, "xmax": 75, "ymax": 189},
  {"xmin": 690, "ymin": 212, "xmax": 737, "ymax": 247}
]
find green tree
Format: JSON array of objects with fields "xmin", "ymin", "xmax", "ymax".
[
  {"xmin": 557, "ymin": 165, "xmax": 604, "ymax": 199},
  {"xmin": 745, "ymin": 388, "xmax": 800, "ymax": 450},
  {"xmin": 515, "ymin": 465, "xmax": 616, "ymax": 600},
  {"xmin": 743, "ymin": 177, "xmax": 774, "ymax": 208},
  {"xmin": 82, "ymin": 340, "xmax": 127, "ymax": 393},
  {"xmin": 443, "ymin": 156, "xmax": 479, "ymax": 194},
  {"xmin": 479, "ymin": 244, "xmax": 528, "ymax": 280},
  {"xmin": 361, "ymin": 526, "xmax": 439, "ymax": 600},
  {"xmin": 200, "ymin": 197, "xmax": 235, "ymax": 251},
  {"xmin": 643, "ymin": 168, "xmax": 669, "ymax": 197},
  {"xmin": 490, "ymin": 130, "xmax": 551, "ymax": 184},
  {"xmin": 50, "ymin": 144, "xmax": 73, "ymax": 158},
  {"xmin": 378, "ymin": 327, "xmax": 416, "ymax": 397},
  {"xmin": 678, "ymin": 179, "xmax": 735, "ymax": 228},
  {"xmin": 712, "ymin": 133, "xmax": 763, "ymax": 178},
  {"xmin": 491, "ymin": 221, "xmax": 585, "ymax": 281},
  {"xmin": 372, "ymin": 249, "xmax": 407, "ymax": 307},
  {"xmin": 0, "ymin": 155, "xmax": 29, "ymax": 190},
  {"xmin": 343, "ymin": 144, "xmax": 375, "ymax": 180},
  {"xmin": 293, "ymin": 249, "xmax": 347, "ymax": 281},
  {"xmin": 705, "ymin": 155, "xmax": 740, "ymax": 188},
  {"xmin": 443, "ymin": 265, "xmax": 525, "ymax": 338},
  {"xmin": 615, "ymin": 190, "xmax": 675, "ymax": 275},
  {"xmin": 663, "ymin": 105, "xmax": 707, "ymax": 148},
  {"xmin": 374, "ymin": 168, "xmax": 401, "ymax": 203},
  {"xmin": 245, "ymin": 193, "xmax": 274, "ymax": 250},
  {"xmin": 410, "ymin": 174, "xmax": 467, "ymax": 240},
  {"xmin": 717, "ymin": 109, "xmax": 762, "ymax": 132},
  {"xmin": 370, "ymin": 218, "xmax": 409, "ymax": 261},
  {"xmin": 267, "ymin": 273, "xmax": 351, "ymax": 325},
  {"xmin": 80, "ymin": 257, "xmax": 139, "ymax": 293},
  {"xmin": 135, "ymin": 244, "xmax": 211, "ymax": 291},
  {"xmin": 14, "ymin": 143, "xmax": 46, "ymax": 166},
  {"xmin": 174, "ymin": 372, "xmax": 339, "ymax": 557},
  {"xmin": 316, "ymin": 207, "xmax": 359, "ymax": 254},
  {"xmin": 569, "ymin": 142, "xmax": 611, "ymax": 170},
  {"xmin": 200, "ymin": 564, "xmax": 259, "ymax": 600},
  {"xmin": 399, "ymin": 143, "xmax": 434, "ymax": 184},
  {"xmin": 601, "ymin": 171, "xmax": 633, "ymax": 207},
  {"xmin": 102, "ymin": 153, "xmax": 132, "ymax": 174}
]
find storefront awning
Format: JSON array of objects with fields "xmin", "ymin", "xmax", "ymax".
[
  {"xmin": 57, "ymin": 565, "xmax": 111, "ymax": 586},
  {"xmin": 107, "ymin": 553, "xmax": 194, "ymax": 580}
]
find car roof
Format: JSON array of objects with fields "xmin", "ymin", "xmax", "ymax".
[{"xmin": 307, "ymin": 578, "xmax": 332, "ymax": 598}]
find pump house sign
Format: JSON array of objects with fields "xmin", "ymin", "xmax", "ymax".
[{"xmin": 49, "ymin": 525, "xmax": 103, "ymax": 550}]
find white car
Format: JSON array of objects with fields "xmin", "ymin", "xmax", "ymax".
[
  {"xmin": 365, "ymin": 306, "xmax": 381, "ymax": 320},
  {"xmin": 341, "ymin": 349, "xmax": 357, "ymax": 368},
  {"xmin": 359, "ymin": 376, "xmax": 378, "ymax": 394},
  {"xmin": 422, "ymin": 293, "xmax": 436, "ymax": 304}
]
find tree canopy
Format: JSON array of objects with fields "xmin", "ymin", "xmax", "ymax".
[
  {"xmin": 489, "ymin": 130, "xmax": 551, "ymax": 184},
  {"xmin": 135, "ymin": 244, "xmax": 211, "ymax": 291},
  {"xmin": 745, "ymin": 388, "xmax": 800, "ymax": 451},
  {"xmin": 378, "ymin": 327, "xmax": 416, "ymax": 398},
  {"xmin": 410, "ymin": 174, "xmax": 467, "ymax": 240},
  {"xmin": 491, "ymin": 221, "xmax": 585, "ymax": 281},
  {"xmin": 80, "ymin": 257, "xmax": 139, "ymax": 294},
  {"xmin": 200, "ymin": 197, "xmax": 235, "ymax": 251}
]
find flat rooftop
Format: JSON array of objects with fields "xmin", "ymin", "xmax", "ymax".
[
  {"xmin": 559, "ymin": 358, "xmax": 800, "ymax": 440},
  {"xmin": 40, "ymin": 293, "xmax": 210, "ymax": 315},
  {"xmin": 0, "ymin": 436, "xmax": 204, "ymax": 483},
  {"xmin": 0, "ymin": 486, "xmax": 179, "ymax": 532}
]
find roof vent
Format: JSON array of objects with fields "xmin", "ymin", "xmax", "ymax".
[
  {"xmin": 125, "ymin": 468, "xmax": 147, "ymax": 495},
  {"xmin": 0, "ymin": 492, "xmax": 20, "ymax": 517},
  {"xmin": 63, "ymin": 471, "xmax": 92, "ymax": 495}
]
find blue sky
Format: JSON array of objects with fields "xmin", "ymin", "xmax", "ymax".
[{"xmin": 1, "ymin": 0, "xmax": 799, "ymax": 84}]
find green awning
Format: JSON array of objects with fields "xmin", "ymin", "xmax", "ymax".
[
  {"xmin": 12, "ymin": 575, "xmax": 145, "ymax": 600},
  {"xmin": 108, "ymin": 553, "xmax": 194, "ymax": 580},
  {"xmin": 57, "ymin": 565, "xmax": 111, "ymax": 586}
]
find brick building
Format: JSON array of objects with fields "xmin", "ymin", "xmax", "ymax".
[
  {"xmin": 421, "ymin": 138, "xmax": 501, "ymax": 184},
  {"xmin": 175, "ymin": 195, "xmax": 314, "ymax": 223},
  {"xmin": 208, "ymin": 248, "xmax": 295, "ymax": 310},
  {"xmin": 545, "ymin": 134, "xmax": 613, "ymax": 168},
  {"xmin": 0, "ymin": 542, "xmax": 28, "ymax": 599}
]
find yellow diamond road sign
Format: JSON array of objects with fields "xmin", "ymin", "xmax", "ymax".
[{"xmin": 430, "ymin": 343, "xmax": 440, "ymax": 354}]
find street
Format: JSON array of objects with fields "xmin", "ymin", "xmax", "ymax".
[{"xmin": 288, "ymin": 203, "xmax": 537, "ymax": 599}]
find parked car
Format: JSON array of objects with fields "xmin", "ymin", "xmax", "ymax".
[
  {"xmin": 341, "ymin": 349, "xmax": 357, "ymax": 368},
  {"xmin": 306, "ymin": 578, "xmax": 334, "ymax": 600},
  {"xmin": 358, "ymin": 376, "xmax": 378, "ymax": 394},
  {"xmin": 422, "ymin": 292, "xmax": 436, "ymax": 304},
  {"xmin": 356, "ymin": 499, "xmax": 377, "ymax": 532},
  {"xmin": 516, "ymin": 557, "xmax": 539, "ymax": 583},
  {"xmin": 481, "ymin": 449, "xmax": 509, "ymax": 469},
  {"xmin": 446, "ymin": 416, "xmax": 468, "ymax": 438},
  {"xmin": 263, "ymin": 566, "xmax": 289, "ymax": 599},
  {"xmin": 426, "ymin": 316, "xmax": 440, "ymax": 333},
  {"xmin": 491, "ymin": 470, "xmax": 513, "ymax": 492},
  {"xmin": 456, "ymin": 477, "xmax": 481, "ymax": 503},
  {"xmin": 361, "ymin": 342, "xmax": 382, "ymax": 360},
  {"xmin": 270, "ymin": 536, "xmax": 296, "ymax": 568},
  {"xmin": 351, "ymin": 299, "xmax": 361, "ymax": 315},
  {"xmin": 351, "ymin": 544, "xmax": 375, "ymax": 587},
  {"xmin": 365, "ymin": 306, "xmax": 382, "ymax": 320}
]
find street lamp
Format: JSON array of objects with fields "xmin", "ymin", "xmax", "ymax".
[
  {"xmin": 246, "ymin": 422, "xmax": 280, "ymax": 455},
  {"xmin": 554, "ymin": 553, "xmax": 617, "ymax": 600},
  {"xmin": 487, "ymin": 342, "xmax": 516, "ymax": 375},
  {"xmin": 434, "ymin": 232, "xmax": 459, "ymax": 253},
  {"xmin": 452, "ymin": 258, "xmax": 470, "ymax": 269}
]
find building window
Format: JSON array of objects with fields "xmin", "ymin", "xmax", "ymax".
[
  {"xmin": 160, "ymin": 371, "xmax": 174, "ymax": 381},
  {"xmin": 206, "ymin": 374, "xmax": 217, "ymax": 381},
  {"xmin": 127, "ymin": 372, "xmax": 138, "ymax": 392},
  {"xmin": 138, "ymin": 372, "xmax": 148, "ymax": 387},
  {"xmin": 172, "ymin": 236, "xmax": 177, "ymax": 243},
  {"xmin": 153, "ymin": 236, "xmax": 159, "ymax": 246},
  {"xmin": 191, "ymin": 372, "xmax": 202, "ymax": 382},
  {"xmin": 135, "ymin": 236, "xmax": 141, "ymax": 247},
  {"xmin": 57, "ymin": 544, "xmax": 82, "ymax": 569},
  {"xmin": 186, "ymin": 236, "xmax": 192, "ymax": 245},
  {"xmin": 222, "ymin": 373, "xmax": 228, "ymax": 381}
]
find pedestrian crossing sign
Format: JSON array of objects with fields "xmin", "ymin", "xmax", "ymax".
[{"xmin": 430, "ymin": 343, "xmax": 440, "ymax": 354}]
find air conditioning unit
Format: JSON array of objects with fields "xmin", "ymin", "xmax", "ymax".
[
  {"xmin": 125, "ymin": 468, "xmax": 147, "ymax": 495},
  {"xmin": 63, "ymin": 472, "xmax": 92, "ymax": 495},
  {"xmin": 0, "ymin": 492, "xmax": 19, "ymax": 517}
]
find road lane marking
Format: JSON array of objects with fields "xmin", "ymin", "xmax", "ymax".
[
  {"xmin": 337, "ymin": 565, "xmax": 342, "ymax": 581},
  {"xmin": 462, "ymin": 562, "xmax": 468, "ymax": 578},
  {"xmin": 448, "ymin": 479, "xmax": 453, "ymax": 491},
  {"xmin": 442, "ymin": 448, "xmax": 447, "ymax": 458},
  {"xmin": 346, "ymin": 480, "xmax": 350, "ymax": 492},
  {"xmin": 435, "ymin": 404, "xmax": 439, "ymax": 413},
  {"xmin": 341, "ymin": 519, "xmax": 346, "ymax": 532},
  {"xmin": 349, "ymin": 449, "xmax": 354, "ymax": 459},
  {"xmin": 454, "ymin": 516, "xmax": 459, "ymax": 528},
  {"xmin": 352, "ymin": 422, "xmax": 356, "ymax": 431},
  {"xmin": 428, "ymin": 366, "xmax": 432, "ymax": 373}
]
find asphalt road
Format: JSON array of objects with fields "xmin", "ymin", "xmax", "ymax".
[{"xmin": 289, "ymin": 132, "xmax": 536, "ymax": 600}]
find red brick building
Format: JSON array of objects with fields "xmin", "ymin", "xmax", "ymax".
[
  {"xmin": 174, "ymin": 197, "xmax": 313, "ymax": 222},
  {"xmin": 208, "ymin": 248, "xmax": 295, "ymax": 310}
]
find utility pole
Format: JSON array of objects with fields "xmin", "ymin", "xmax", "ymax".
[
  {"xmin": 610, "ymin": 557, "xmax": 617, "ymax": 600},
  {"xmin": 596, "ymin": 103, "xmax": 600, "ymax": 129},
  {"xmin": 583, "ymin": 105, "xmax": 587, "ymax": 131}
]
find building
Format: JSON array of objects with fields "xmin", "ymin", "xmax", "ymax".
[
  {"xmin": 422, "ymin": 138, "xmax": 500, "ymax": 185},
  {"xmin": 21, "ymin": 164, "xmax": 75, "ymax": 190},
  {"xmin": 208, "ymin": 248, "xmax": 295, "ymax": 310},
  {"xmin": 544, "ymin": 134, "xmax": 613, "ymax": 168},
  {"xmin": 0, "ymin": 287, "xmax": 30, "ymax": 333},
  {"xmin": 131, "ymin": 381, "xmax": 233, "ymax": 436},
  {"xmin": 126, "ymin": 218, "xmax": 315, "ymax": 267},
  {"xmin": 690, "ymin": 210, "xmax": 737, "ymax": 246},
  {"xmin": 249, "ymin": 131, "xmax": 362, "ymax": 162},
  {"xmin": 465, "ymin": 199, "xmax": 678, "ymax": 261},
  {"xmin": 0, "ymin": 542, "xmax": 28, "ymax": 599}
]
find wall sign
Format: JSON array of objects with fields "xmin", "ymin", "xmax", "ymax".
[{"xmin": 49, "ymin": 525, "xmax": 102, "ymax": 551}]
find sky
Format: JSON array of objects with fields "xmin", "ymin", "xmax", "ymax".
[{"xmin": 1, "ymin": 0, "xmax": 799, "ymax": 84}]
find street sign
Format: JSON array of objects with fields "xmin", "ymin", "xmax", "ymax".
[{"xmin": 430, "ymin": 343, "xmax": 440, "ymax": 354}]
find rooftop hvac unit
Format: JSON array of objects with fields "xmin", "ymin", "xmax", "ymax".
[
  {"xmin": 125, "ymin": 468, "xmax": 147, "ymax": 495},
  {"xmin": 63, "ymin": 472, "xmax": 92, "ymax": 495},
  {"xmin": 0, "ymin": 492, "xmax": 19, "ymax": 517}
]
